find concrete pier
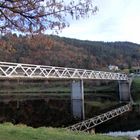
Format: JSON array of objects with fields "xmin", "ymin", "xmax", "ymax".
[
  {"xmin": 119, "ymin": 80, "xmax": 131, "ymax": 102},
  {"xmin": 71, "ymin": 80, "xmax": 85, "ymax": 120}
]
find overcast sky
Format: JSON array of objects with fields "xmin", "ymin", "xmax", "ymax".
[{"xmin": 59, "ymin": 0, "xmax": 140, "ymax": 44}]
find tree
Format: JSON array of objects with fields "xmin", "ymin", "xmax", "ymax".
[{"xmin": 0, "ymin": 0, "xmax": 98, "ymax": 33}]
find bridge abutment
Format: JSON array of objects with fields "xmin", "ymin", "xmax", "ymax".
[
  {"xmin": 71, "ymin": 80, "xmax": 85, "ymax": 120},
  {"xmin": 119, "ymin": 80, "xmax": 131, "ymax": 102}
]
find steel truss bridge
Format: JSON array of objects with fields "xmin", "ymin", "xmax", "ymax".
[
  {"xmin": 0, "ymin": 61, "xmax": 131, "ymax": 132},
  {"xmin": 0, "ymin": 62, "xmax": 128, "ymax": 80},
  {"xmin": 67, "ymin": 103, "xmax": 132, "ymax": 132}
]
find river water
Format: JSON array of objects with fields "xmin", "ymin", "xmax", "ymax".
[
  {"xmin": 107, "ymin": 130, "xmax": 140, "ymax": 137},
  {"xmin": 0, "ymin": 92, "xmax": 139, "ymax": 133}
]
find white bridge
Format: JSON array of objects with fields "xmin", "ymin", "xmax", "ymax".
[
  {"xmin": 0, "ymin": 61, "xmax": 128, "ymax": 80},
  {"xmin": 0, "ymin": 61, "xmax": 132, "ymax": 129}
]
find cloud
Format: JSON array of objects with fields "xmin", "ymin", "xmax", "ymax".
[{"xmin": 59, "ymin": 0, "xmax": 140, "ymax": 44}]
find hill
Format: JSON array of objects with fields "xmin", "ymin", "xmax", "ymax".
[
  {"xmin": 0, "ymin": 33, "xmax": 140, "ymax": 70},
  {"xmin": 60, "ymin": 36, "xmax": 140, "ymax": 69}
]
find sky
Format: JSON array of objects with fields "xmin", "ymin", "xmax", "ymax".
[{"xmin": 59, "ymin": 0, "xmax": 140, "ymax": 44}]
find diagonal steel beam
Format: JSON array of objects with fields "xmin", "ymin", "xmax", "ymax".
[{"xmin": 67, "ymin": 103, "xmax": 132, "ymax": 132}]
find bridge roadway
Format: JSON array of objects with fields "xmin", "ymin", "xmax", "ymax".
[
  {"xmin": 67, "ymin": 103, "xmax": 132, "ymax": 132},
  {"xmin": 0, "ymin": 62, "xmax": 128, "ymax": 80}
]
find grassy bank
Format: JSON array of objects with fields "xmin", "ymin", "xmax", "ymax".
[
  {"xmin": 0, "ymin": 123, "xmax": 128, "ymax": 140},
  {"xmin": 0, "ymin": 80, "xmax": 116, "ymax": 94},
  {"xmin": 132, "ymin": 77, "xmax": 140, "ymax": 103}
]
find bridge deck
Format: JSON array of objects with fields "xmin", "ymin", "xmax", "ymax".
[
  {"xmin": 0, "ymin": 62, "xmax": 128, "ymax": 80},
  {"xmin": 67, "ymin": 103, "xmax": 132, "ymax": 132}
]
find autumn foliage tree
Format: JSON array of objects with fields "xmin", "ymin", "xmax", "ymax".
[
  {"xmin": 0, "ymin": 36, "xmax": 16, "ymax": 61},
  {"xmin": 0, "ymin": 0, "xmax": 98, "ymax": 33}
]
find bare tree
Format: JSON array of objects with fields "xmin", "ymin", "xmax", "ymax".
[{"xmin": 0, "ymin": 0, "xmax": 98, "ymax": 33}]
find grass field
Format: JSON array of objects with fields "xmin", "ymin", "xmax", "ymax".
[
  {"xmin": 0, "ymin": 123, "xmax": 128, "ymax": 140},
  {"xmin": 132, "ymin": 77, "xmax": 140, "ymax": 102},
  {"xmin": 132, "ymin": 77, "xmax": 140, "ymax": 92}
]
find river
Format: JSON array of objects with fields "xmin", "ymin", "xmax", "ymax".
[{"xmin": 0, "ymin": 93, "xmax": 139, "ymax": 133}]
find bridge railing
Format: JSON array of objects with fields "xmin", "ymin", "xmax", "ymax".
[{"xmin": 0, "ymin": 61, "xmax": 128, "ymax": 80}]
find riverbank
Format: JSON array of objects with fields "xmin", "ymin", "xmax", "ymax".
[{"xmin": 0, "ymin": 123, "xmax": 128, "ymax": 140}]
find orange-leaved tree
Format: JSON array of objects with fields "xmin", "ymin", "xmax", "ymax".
[{"xmin": 0, "ymin": 0, "xmax": 98, "ymax": 33}]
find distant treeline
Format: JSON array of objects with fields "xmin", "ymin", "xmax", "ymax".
[{"xmin": 0, "ymin": 33, "xmax": 140, "ymax": 70}]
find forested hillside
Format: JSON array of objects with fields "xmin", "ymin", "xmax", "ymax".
[{"xmin": 0, "ymin": 33, "xmax": 140, "ymax": 70}]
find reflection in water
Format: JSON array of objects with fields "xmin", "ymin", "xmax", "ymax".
[
  {"xmin": 0, "ymin": 92, "xmax": 140, "ymax": 133},
  {"xmin": 71, "ymin": 99, "xmax": 85, "ymax": 120}
]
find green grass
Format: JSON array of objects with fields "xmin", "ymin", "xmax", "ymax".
[
  {"xmin": 132, "ymin": 77, "xmax": 140, "ymax": 91},
  {"xmin": 0, "ymin": 123, "xmax": 128, "ymax": 140},
  {"xmin": 0, "ymin": 80, "xmax": 117, "ymax": 94},
  {"xmin": 85, "ymin": 101, "xmax": 118, "ymax": 108},
  {"xmin": 131, "ymin": 77, "xmax": 140, "ymax": 102}
]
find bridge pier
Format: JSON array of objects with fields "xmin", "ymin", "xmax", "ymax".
[
  {"xmin": 119, "ymin": 80, "xmax": 131, "ymax": 102},
  {"xmin": 71, "ymin": 80, "xmax": 85, "ymax": 120}
]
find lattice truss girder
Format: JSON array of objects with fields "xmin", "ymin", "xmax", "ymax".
[
  {"xmin": 0, "ymin": 62, "xmax": 128, "ymax": 80},
  {"xmin": 67, "ymin": 103, "xmax": 132, "ymax": 132}
]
